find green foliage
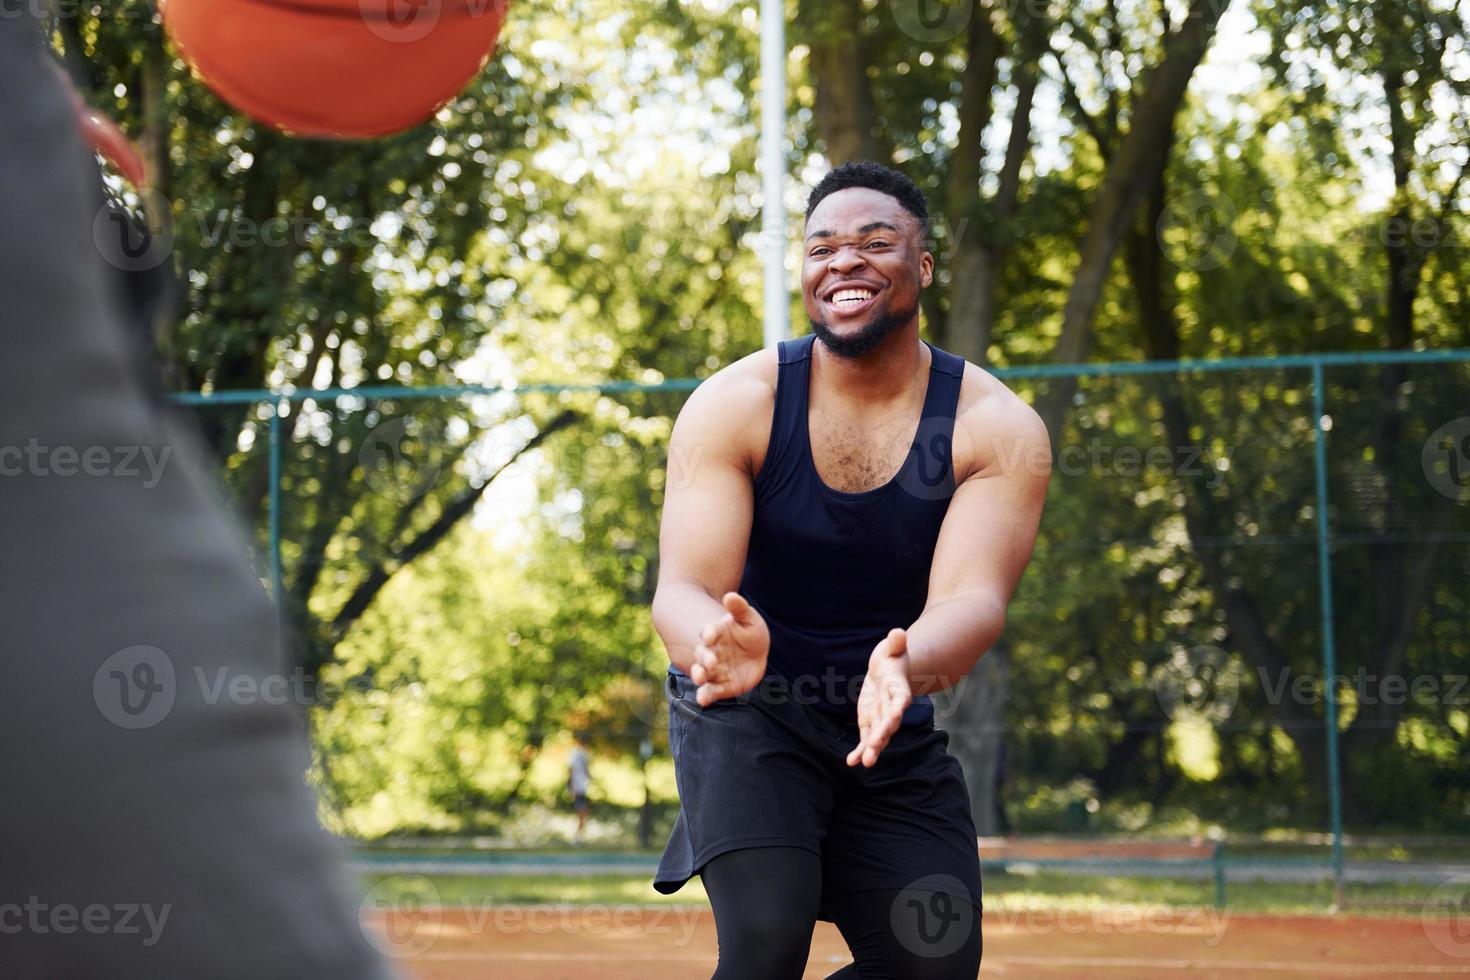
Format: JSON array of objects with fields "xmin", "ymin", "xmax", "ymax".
[{"xmin": 59, "ymin": 1, "xmax": 1470, "ymax": 838}]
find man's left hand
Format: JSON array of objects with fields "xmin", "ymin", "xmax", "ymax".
[{"xmin": 846, "ymin": 628, "xmax": 913, "ymax": 768}]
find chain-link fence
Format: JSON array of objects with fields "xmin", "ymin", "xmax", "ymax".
[{"xmin": 174, "ymin": 348, "xmax": 1470, "ymax": 907}]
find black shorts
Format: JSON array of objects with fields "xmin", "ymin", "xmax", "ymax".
[{"xmin": 654, "ymin": 671, "xmax": 982, "ymax": 920}]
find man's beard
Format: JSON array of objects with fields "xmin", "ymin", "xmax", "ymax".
[{"xmin": 809, "ymin": 302, "xmax": 916, "ymax": 359}]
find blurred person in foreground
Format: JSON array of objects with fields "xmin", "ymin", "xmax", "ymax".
[
  {"xmin": 650, "ymin": 162, "xmax": 1050, "ymax": 979},
  {"xmin": 0, "ymin": 16, "xmax": 393, "ymax": 978}
]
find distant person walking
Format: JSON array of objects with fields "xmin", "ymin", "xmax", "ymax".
[{"xmin": 569, "ymin": 733, "xmax": 591, "ymax": 844}]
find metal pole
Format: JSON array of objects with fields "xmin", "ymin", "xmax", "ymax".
[
  {"xmin": 1213, "ymin": 841, "xmax": 1227, "ymax": 910},
  {"xmin": 268, "ymin": 403, "xmax": 286, "ymax": 670},
  {"xmin": 1310, "ymin": 360, "xmax": 1345, "ymax": 906},
  {"xmin": 760, "ymin": 0, "xmax": 789, "ymax": 348}
]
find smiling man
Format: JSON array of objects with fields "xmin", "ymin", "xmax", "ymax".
[{"xmin": 650, "ymin": 161, "xmax": 1050, "ymax": 978}]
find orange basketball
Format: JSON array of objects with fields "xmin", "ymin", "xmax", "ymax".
[{"xmin": 159, "ymin": 0, "xmax": 510, "ymax": 139}]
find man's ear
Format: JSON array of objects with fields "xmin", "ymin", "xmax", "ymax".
[{"xmin": 919, "ymin": 250, "xmax": 934, "ymax": 289}]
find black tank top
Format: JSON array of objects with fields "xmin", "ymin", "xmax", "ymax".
[{"xmin": 739, "ymin": 333, "xmax": 966, "ymax": 728}]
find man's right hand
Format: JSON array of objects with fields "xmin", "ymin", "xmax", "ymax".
[{"xmin": 690, "ymin": 592, "xmax": 770, "ymax": 706}]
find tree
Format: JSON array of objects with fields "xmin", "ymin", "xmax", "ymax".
[{"xmin": 795, "ymin": 0, "xmax": 1235, "ymax": 831}]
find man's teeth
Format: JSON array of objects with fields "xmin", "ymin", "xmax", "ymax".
[{"xmin": 832, "ymin": 289, "xmax": 873, "ymax": 306}]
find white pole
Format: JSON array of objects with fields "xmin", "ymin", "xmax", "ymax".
[{"xmin": 760, "ymin": 0, "xmax": 789, "ymax": 348}]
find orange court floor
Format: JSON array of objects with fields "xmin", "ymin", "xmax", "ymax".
[{"xmin": 363, "ymin": 904, "xmax": 1470, "ymax": 979}]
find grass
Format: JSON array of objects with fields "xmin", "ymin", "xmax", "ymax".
[
  {"xmin": 361, "ymin": 871, "xmax": 706, "ymax": 906},
  {"xmin": 358, "ymin": 843, "xmax": 667, "ymax": 858},
  {"xmin": 985, "ymin": 871, "xmax": 1441, "ymax": 916},
  {"xmin": 354, "ymin": 832, "xmax": 1470, "ymax": 865},
  {"xmin": 357, "ymin": 869, "xmax": 1448, "ymax": 917},
  {"xmin": 1227, "ymin": 841, "xmax": 1470, "ymax": 862}
]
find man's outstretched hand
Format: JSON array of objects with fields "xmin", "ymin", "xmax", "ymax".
[
  {"xmin": 690, "ymin": 592, "xmax": 770, "ymax": 706},
  {"xmin": 847, "ymin": 628, "xmax": 914, "ymax": 768}
]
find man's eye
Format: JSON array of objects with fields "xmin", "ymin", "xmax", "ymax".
[
  {"xmin": 811, "ymin": 247, "xmax": 831, "ymax": 256},
  {"xmin": 867, "ymin": 240, "xmax": 889, "ymax": 249}
]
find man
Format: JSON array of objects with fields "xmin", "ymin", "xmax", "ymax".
[
  {"xmin": 568, "ymin": 732, "xmax": 592, "ymax": 844},
  {"xmin": 650, "ymin": 161, "xmax": 1050, "ymax": 979}
]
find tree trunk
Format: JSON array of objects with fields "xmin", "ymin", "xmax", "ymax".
[
  {"xmin": 803, "ymin": 0, "xmax": 883, "ymax": 164},
  {"xmin": 1123, "ymin": 106, "xmax": 1333, "ymax": 783},
  {"xmin": 945, "ymin": 247, "xmax": 997, "ymax": 364},
  {"xmin": 942, "ymin": 51, "xmax": 1040, "ymax": 365},
  {"xmin": 936, "ymin": 647, "xmax": 1011, "ymax": 836},
  {"xmin": 1333, "ymin": 63, "xmax": 1453, "ymax": 822},
  {"xmin": 937, "ymin": 2, "xmax": 1001, "ymax": 361},
  {"xmin": 1039, "ymin": 0, "xmax": 1231, "ymax": 439}
]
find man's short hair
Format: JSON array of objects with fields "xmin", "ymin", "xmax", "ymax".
[{"xmin": 805, "ymin": 161, "xmax": 930, "ymax": 239}]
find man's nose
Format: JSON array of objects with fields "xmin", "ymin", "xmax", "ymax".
[{"xmin": 827, "ymin": 247, "xmax": 869, "ymax": 273}]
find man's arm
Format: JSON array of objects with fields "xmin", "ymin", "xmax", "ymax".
[
  {"xmin": 904, "ymin": 391, "xmax": 1051, "ymax": 693},
  {"xmin": 848, "ymin": 383, "xmax": 1050, "ymax": 767},
  {"xmin": 650, "ymin": 358, "xmax": 773, "ymax": 702}
]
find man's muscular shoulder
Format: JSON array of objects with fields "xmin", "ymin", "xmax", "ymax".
[
  {"xmin": 950, "ymin": 360, "xmax": 1051, "ymax": 485},
  {"xmin": 672, "ymin": 347, "xmax": 779, "ymax": 481}
]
